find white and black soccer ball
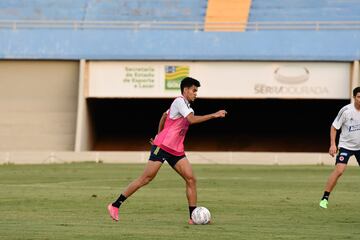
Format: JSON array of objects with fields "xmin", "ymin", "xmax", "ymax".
[{"xmin": 191, "ymin": 206, "xmax": 211, "ymax": 224}]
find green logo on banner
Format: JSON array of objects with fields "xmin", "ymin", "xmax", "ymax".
[{"xmin": 165, "ymin": 66, "xmax": 189, "ymax": 90}]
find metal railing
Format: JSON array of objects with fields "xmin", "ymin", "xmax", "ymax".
[{"xmin": 0, "ymin": 20, "xmax": 360, "ymax": 31}]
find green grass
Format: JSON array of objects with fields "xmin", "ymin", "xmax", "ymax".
[{"xmin": 1, "ymin": 163, "xmax": 360, "ymax": 240}]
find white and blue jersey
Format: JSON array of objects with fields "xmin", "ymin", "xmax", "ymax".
[{"xmin": 333, "ymin": 103, "xmax": 360, "ymax": 150}]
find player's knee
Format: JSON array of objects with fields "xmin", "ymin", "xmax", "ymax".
[
  {"xmin": 186, "ymin": 175, "xmax": 196, "ymax": 186},
  {"xmin": 140, "ymin": 175, "xmax": 155, "ymax": 186}
]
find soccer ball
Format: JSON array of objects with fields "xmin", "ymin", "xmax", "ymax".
[{"xmin": 191, "ymin": 206, "xmax": 211, "ymax": 224}]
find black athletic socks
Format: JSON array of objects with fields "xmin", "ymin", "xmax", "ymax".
[
  {"xmin": 322, "ymin": 191, "xmax": 330, "ymax": 200},
  {"xmin": 112, "ymin": 194, "xmax": 127, "ymax": 208},
  {"xmin": 189, "ymin": 206, "xmax": 197, "ymax": 218}
]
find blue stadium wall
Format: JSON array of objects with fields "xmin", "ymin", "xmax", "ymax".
[{"xmin": 1, "ymin": 29, "xmax": 360, "ymax": 61}]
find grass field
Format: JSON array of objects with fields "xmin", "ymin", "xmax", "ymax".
[{"xmin": 1, "ymin": 163, "xmax": 360, "ymax": 240}]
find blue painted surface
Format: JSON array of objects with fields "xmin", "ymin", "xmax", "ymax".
[
  {"xmin": 1, "ymin": 29, "xmax": 359, "ymax": 60},
  {"xmin": 249, "ymin": 0, "xmax": 360, "ymax": 22},
  {"xmin": 0, "ymin": 0, "xmax": 207, "ymax": 21},
  {"xmin": 0, "ymin": 0, "xmax": 359, "ymax": 60}
]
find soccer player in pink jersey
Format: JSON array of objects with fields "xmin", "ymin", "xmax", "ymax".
[{"xmin": 108, "ymin": 77, "xmax": 227, "ymax": 223}]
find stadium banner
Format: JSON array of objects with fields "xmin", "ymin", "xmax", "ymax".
[{"xmin": 87, "ymin": 61, "xmax": 350, "ymax": 99}]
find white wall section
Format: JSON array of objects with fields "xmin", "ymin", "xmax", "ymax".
[{"xmin": 88, "ymin": 61, "xmax": 350, "ymax": 99}]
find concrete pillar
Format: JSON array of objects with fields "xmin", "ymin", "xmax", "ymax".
[
  {"xmin": 350, "ymin": 61, "xmax": 360, "ymax": 102},
  {"xmin": 75, "ymin": 60, "xmax": 93, "ymax": 151}
]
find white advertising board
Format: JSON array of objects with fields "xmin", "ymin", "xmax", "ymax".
[{"xmin": 88, "ymin": 61, "xmax": 350, "ymax": 99}]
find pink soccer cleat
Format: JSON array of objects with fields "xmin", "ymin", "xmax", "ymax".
[{"xmin": 107, "ymin": 204, "xmax": 119, "ymax": 221}]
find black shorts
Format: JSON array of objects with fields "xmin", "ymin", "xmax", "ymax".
[
  {"xmin": 336, "ymin": 148, "xmax": 360, "ymax": 165},
  {"xmin": 149, "ymin": 145, "xmax": 185, "ymax": 168}
]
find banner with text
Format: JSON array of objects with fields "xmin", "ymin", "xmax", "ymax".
[{"xmin": 88, "ymin": 61, "xmax": 350, "ymax": 99}]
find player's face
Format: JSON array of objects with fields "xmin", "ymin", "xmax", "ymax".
[
  {"xmin": 354, "ymin": 93, "xmax": 360, "ymax": 108},
  {"xmin": 183, "ymin": 85, "xmax": 198, "ymax": 102}
]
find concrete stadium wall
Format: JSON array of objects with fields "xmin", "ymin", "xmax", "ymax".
[
  {"xmin": 0, "ymin": 60, "xmax": 358, "ymax": 164},
  {"xmin": 1, "ymin": 29, "xmax": 360, "ymax": 61},
  {"xmin": 0, "ymin": 61, "xmax": 79, "ymax": 150}
]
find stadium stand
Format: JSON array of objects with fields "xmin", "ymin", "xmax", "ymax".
[
  {"xmin": 0, "ymin": 1, "xmax": 359, "ymax": 60},
  {"xmin": 249, "ymin": 0, "xmax": 360, "ymax": 22},
  {"xmin": 0, "ymin": 0, "xmax": 207, "ymax": 21}
]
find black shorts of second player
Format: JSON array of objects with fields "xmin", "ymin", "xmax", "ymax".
[
  {"xmin": 336, "ymin": 147, "xmax": 360, "ymax": 165},
  {"xmin": 149, "ymin": 145, "xmax": 185, "ymax": 168}
]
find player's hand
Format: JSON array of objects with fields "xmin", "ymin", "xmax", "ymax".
[
  {"xmin": 214, "ymin": 110, "xmax": 227, "ymax": 118},
  {"xmin": 329, "ymin": 145, "xmax": 337, "ymax": 157},
  {"xmin": 149, "ymin": 138, "xmax": 154, "ymax": 145}
]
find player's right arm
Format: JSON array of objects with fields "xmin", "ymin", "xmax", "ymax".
[
  {"xmin": 186, "ymin": 110, "xmax": 227, "ymax": 125},
  {"xmin": 329, "ymin": 106, "xmax": 346, "ymax": 157},
  {"xmin": 329, "ymin": 125, "xmax": 337, "ymax": 157},
  {"xmin": 158, "ymin": 111, "xmax": 168, "ymax": 133},
  {"xmin": 150, "ymin": 111, "xmax": 168, "ymax": 145}
]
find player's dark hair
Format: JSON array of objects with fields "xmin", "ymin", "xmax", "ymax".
[
  {"xmin": 180, "ymin": 77, "xmax": 200, "ymax": 94},
  {"xmin": 353, "ymin": 87, "xmax": 360, "ymax": 97}
]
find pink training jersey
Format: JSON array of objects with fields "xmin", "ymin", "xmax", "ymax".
[{"xmin": 153, "ymin": 97, "xmax": 192, "ymax": 156}]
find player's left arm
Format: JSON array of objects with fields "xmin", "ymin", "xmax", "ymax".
[{"xmin": 186, "ymin": 110, "xmax": 227, "ymax": 125}]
